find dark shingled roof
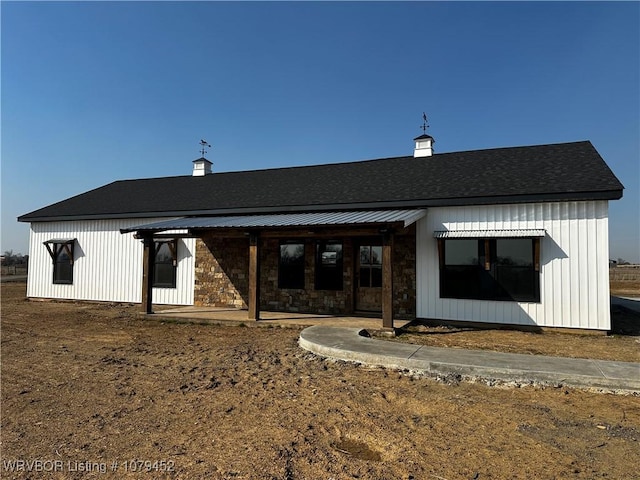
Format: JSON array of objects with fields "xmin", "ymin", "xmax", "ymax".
[{"xmin": 18, "ymin": 141, "xmax": 623, "ymax": 222}]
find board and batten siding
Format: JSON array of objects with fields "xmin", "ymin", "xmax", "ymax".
[
  {"xmin": 27, "ymin": 219, "xmax": 195, "ymax": 305},
  {"xmin": 416, "ymin": 201, "xmax": 611, "ymax": 330}
]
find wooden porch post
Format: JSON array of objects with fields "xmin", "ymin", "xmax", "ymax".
[
  {"xmin": 248, "ymin": 232, "xmax": 261, "ymax": 320},
  {"xmin": 141, "ymin": 236, "xmax": 154, "ymax": 314},
  {"xmin": 382, "ymin": 231, "xmax": 394, "ymax": 329}
]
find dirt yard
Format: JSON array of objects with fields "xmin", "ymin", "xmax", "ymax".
[
  {"xmin": 389, "ymin": 281, "xmax": 640, "ymax": 363},
  {"xmin": 2, "ymin": 282, "xmax": 639, "ymax": 480},
  {"xmin": 390, "ymin": 304, "xmax": 640, "ymax": 363}
]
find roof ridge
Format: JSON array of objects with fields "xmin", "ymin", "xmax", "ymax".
[
  {"xmin": 434, "ymin": 140, "xmax": 592, "ymax": 156},
  {"xmin": 110, "ymin": 154, "xmax": 415, "ymax": 184},
  {"xmin": 111, "ymin": 140, "xmax": 594, "ymax": 184}
]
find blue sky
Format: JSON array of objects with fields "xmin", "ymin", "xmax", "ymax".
[{"xmin": 2, "ymin": 1, "xmax": 639, "ymax": 261}]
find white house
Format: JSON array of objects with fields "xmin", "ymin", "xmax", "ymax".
[{"xmin": 18, "ymin": 135, "xmax": 623, "ymax": 332}]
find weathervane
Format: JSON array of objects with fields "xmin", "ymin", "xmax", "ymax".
[
  {"xmin": 199, "ymin": 139, "xmax": 211, "ymax": 157},
  {"xmin": 420, "ymin": 112, "xmax": 429, "ymax": 134}
]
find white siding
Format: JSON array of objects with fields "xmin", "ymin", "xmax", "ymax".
[
  {"xmin": 416, "ymin": 201, "xmax": 611, "ymax": 330},
  {"xmin": 27, "ymin": 219, "xmax": 195, "ymax": 305}
]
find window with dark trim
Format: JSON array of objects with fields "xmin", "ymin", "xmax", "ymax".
[
  {"xmin": 438, "ymin": 237, "xmax": 540, "ymax": 302},
  {"xmin": 153, "ymin": 239, "xmax": 178, "ymax": 288},
  {"xmin": 315, "ymin": 240, "xmax": 343, "ymax": 290},
  {"xmin": 359, "ymin": 245, "xmax": 382, "ymax": 288},
  {"xmin": 279, "ymin": 241, "xmax": 305, "ymax": 289},
  {"xmin": 44, "ymin": 239, "xmax": 75, "ymax": 285}
]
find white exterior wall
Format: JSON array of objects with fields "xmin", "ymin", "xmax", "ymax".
[
  {"xmin": 27, "ymin": 219, "xmax": 195, "ymax": 305},
  {"xmin": 416, "ymin": 201, "xmax": 611, "ymax": 330}
]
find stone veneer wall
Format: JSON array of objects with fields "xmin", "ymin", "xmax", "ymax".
[
  {"xmin": 392, "ymin": 227, "xmax": 416, "ymax": 318},
  {"xmin": 194, "ymin": 227, "xmax": 416, "ymax": 318},
  {"xmin": 259, "ymin": 238, "xmax": 354, "ymax": 315},
  {"xmin": 194, "ymin": 235, "xmax": 249, "ymax": 308}
]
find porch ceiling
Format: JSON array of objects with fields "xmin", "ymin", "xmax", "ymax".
[{"xmin": 121, "ymin": 209, "xmax": 427, "ymax": 234}]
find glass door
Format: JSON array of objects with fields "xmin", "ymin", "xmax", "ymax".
[{"xmin": 355, "ymin": 243, "xmax": 382, "ymax": 312}]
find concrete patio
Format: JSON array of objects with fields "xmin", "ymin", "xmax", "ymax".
[
  {"xmin": 299, "ymin": 325, "xmax": 640, "ymax": 393},
  {"xmin": 147, "ymin": 305, "xmax": 413, "ymax": 330}
]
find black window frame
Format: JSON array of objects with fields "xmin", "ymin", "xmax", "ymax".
[
  {"xmin": 153, "ymin": 239, "xmax": 178, "ymax": 289},
  {"xmin": 278, "ymin": 241, "xmax": 306, "ymax": 289},
  {"xmin": 44, "ymin": 240, "xmax": 75, "ymax": 285},
  {"xmin": 315, "ymin": 240, "xmax": 343, "ymax": 291},
  {"xmin": 54, "ymin": 242, "xmax": 74, "ymax": 285},
  {"xmin": 438, "ymin": 237, "xmax": 540, "ymax": 302}
]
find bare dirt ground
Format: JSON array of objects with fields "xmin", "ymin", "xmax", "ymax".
[{"xmin": 2, "ymin": 282, "xmax": 640, "ymax": 480}]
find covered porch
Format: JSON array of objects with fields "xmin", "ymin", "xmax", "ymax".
[{"xmin": 122, "ymin": 209, "xmax": 425, "ymax": 330}]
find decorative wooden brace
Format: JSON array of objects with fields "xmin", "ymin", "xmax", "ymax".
[
  {"xmin": 43, "ymin": 240, "xmax": 75, "ymax": 265},
  {"xmin": 155, "ymin": 239, "xmax": 178, "ymax": 266}
]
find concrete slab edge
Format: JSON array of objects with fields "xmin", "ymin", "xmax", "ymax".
[
  {"xmin": 298, "ymin": 328, "xmax": 640, "ymax": 395},
  {"xmin": 140, "ymin": 313, "xmax": 305, "ymax": 330}
]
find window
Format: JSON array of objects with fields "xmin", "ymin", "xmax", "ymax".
[
  {"xmin": 439, "ymin": 238, "xmax": 540, "ymax": 302},
  {"xmin": 279, "ymin": 242, "xmax": 305, "ymax": 289},
  {"xmin": 54, "ymin": 247, "xmax": 74, "ymax": 284},
  {"xmin": 153, "ymin": 240, "xmax": 178, "ymax": 288},
  {"xmin": 43, "ymin": 239, "xmax": 75, "ymax": 285},
  {"xmin": 315, "ymin": 240, "xmax": 343, "ymax": 290},
  {"xmin": 359, "ymin": 245, "xmax": 382, "ymax": 288},
  {"xmin": 495, "ymin": 239, "xmax": 538, "ymax": 300}
]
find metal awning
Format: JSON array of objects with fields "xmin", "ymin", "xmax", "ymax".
[
  {"xmin": 121, "ymin": 209, "xmax": 427, "ymax": 234},
  {"xmin": 433, "ymin": 229, "xmax": 546, "ymax": 239}
]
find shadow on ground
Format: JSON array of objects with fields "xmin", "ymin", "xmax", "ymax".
[{"xmin": 611, "ymin": 305, "xmax": 640, "ymax": 336}]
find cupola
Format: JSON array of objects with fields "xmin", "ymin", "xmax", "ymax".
[
  {"xmin": 192, "ymin": 157, "xmax": 213, "ymax": 176},
  {"xmin": 413, "ymin": 133, "xmax": 434, "ymax": 157},
  {"xmin": 413, "ymin": 113, "xmax": 435, "ymax": 157},
  {"xmin": 192, "ymin": 139, "xmax": 213, "ymax": 176}
]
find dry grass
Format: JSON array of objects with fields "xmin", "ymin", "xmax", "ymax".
[
  {"xmin": 392, "ymin": 316, "xmax": 640, "ymax": 363},
  {"xmin": 610, "ymin": 279, "xmax": 640, "ymax": 297}
]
